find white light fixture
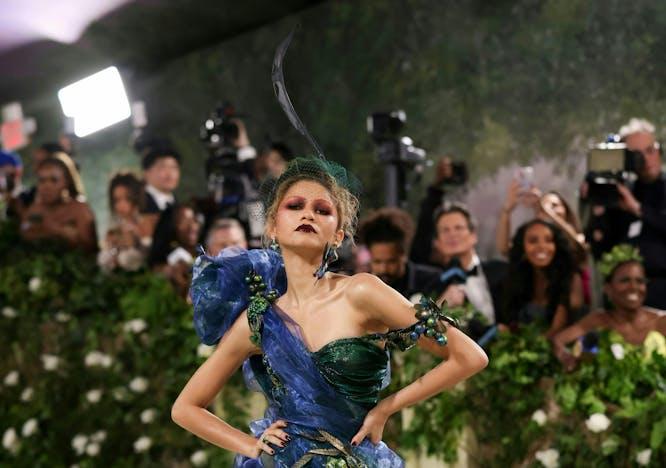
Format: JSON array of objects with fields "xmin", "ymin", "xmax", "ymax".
[{"xmin": 57, "ymin": 66, "xmax": 131, "ymax": 137}]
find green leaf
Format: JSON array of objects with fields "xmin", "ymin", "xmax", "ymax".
[
  {"xmin": 556, "ymin": 383, "xmax": 578, "ymax": 411},
  {"xmin": 650, "ymin": 419, "xmax": 666, "ymax": 450},
  {"xmin": 601, "ymin": 435, "xmax": 621, "ymax": 456}
]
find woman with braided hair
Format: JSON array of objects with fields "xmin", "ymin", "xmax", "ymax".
[{"xmin": 171, "ymin": 31, "xmax": 487, "ymax": 468}]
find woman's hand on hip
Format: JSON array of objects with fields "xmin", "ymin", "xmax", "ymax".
[
  {"xmin": 250, "ymin": 420, "xmax": 289, "ymax": 458},
  {"xmin": 351, "ymin": 405, "xmax": 390, "ymax": 446}
]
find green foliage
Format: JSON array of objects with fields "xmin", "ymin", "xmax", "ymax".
[
  {"xmin": 0, "ymin": 225, "xmax": 251, "ymax": 467},
  {"xmin": 2, "ymin": 221, "xmax": 665, "ymax": 466},
  {"xmin": 391, "ymin": 325, "xmax": 666, "ymax": 467}
]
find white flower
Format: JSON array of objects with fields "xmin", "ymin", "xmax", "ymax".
[
  {"xmin": 84, "ymin": 351, "xmax": 112, "ymax": 368},
  {"xmin": 4, "ymin": 370, "xmax": 19, "ymax": 386},
  {"xmin": 610, "ymin": 343, "xmax": 625, "ymax": 360},
  {"xmin": 585, "ymin": 413, "xmax": 611, "ymax": 433},
  {"xmin": 71, "ymin": 434, "xmax": 88, "ymax": 455},
  {"xmin": 535, "ymin": 448, "xmax": 559, "ymax": 468},
  {"xmin": 90, "ymin": 430, "xmax": 107, "ymax": 443},
  {"xmin": 123, "ymin": 319, "xmax": 148, "ymax": 334},
  {"xmin": 129, "ymin": 377, "xmax": 148, "ymax": 393},
  {"xmin": 190, "ymin": 450, "xmax": 208, "ymax": 466},
  {"xmin": 21, "ymin": 387, "xmax": 34, "ymax": 402},
  {"xmin": 29, "ymin": 277, "xmax": 42, "ymax": 292},
  {"xmin": 117, "ymin": 248, "xmax": 144, "ymax": 271},
  {"xmin": 636, "ymin": 448, "xmax": 652, "ymax": 466},
  {"xmin": 55, "ymin": 312, "xmax": 71, "ymax": 323},
  {"xmin": 86, "ymin": 389, "xmax": 103, "ymax": 404},
  {"xmin": 531, "ymin": 409, "xmax": 548, "ymax": 426},
  {"xmin": 2, "ymin": 427, "xmax": 19, "ymax": 453},
  {"xmin": 21, "ymin": 418, "xmax": 38, "ymax": 437},
  {"xmin": 2, "ymin": 306, "xmax": 17, "ymax": 318},
  {"xmin": 133, "ymin": 436, "xmax": 152, "ymax": 453},
  {"xmin": 197, "ymin": 344, "xmax": 214, "ymax": 358},
  {"xmin": 41, "ymin": 354, "xmax": 60, "ymax": 371},
  {"xmin": 112, "ymin": 386, "xmax": 129, "ymax": 401},
  {"xmin": 140, "ymin": 408, "xmax": 157, "ymax": 424},
  {"xmin": 85, "ymin": 442, "xmax": 100, "ymax": 456}
]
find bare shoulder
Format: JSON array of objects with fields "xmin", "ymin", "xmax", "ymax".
[
  {"xmin": 68, "ymin": 200, "xmax": 94, "ymax": 218},
  {"xmin": 343, "ymin": 272, "xmax": 393, "ymax": 306},
  {"xmin": 644, "ymin": 307, "xmax": 666, "ymax": 330},
  {"xmin": 581, "ymin": 310, "xmax": 611, "ymax": 328}
]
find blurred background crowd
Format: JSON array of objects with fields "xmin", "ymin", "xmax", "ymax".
[{"xmin": 1, "ymin": 114, "xmax": 664, "ymax": 363}]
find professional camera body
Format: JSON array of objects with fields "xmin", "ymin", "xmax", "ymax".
[
  {"xmin": 367, "ymin": 110, "xmax": 427, "ymax": 206},
  {"xmin": 198, "ymin": 103, "xmax": 264, "ymax": 244},
  {"xmin": 585, "ymin": 135, "xmax": 646, "ymax": 205},
  {"xmin": 367, "ymin": 111, "xmax": 426, "ymax": 167}
]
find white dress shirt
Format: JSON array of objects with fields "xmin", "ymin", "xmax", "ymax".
[
  {"xmin": 462, "ymin": 254, "xmax": 495, "ymax": 324},
  {"xmin": 145, "ymin": 184, "xmax": 175, "ymax": 211}
]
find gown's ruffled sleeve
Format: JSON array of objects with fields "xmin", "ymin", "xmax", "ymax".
[{"xmin": 190, "ymin": 247, "xmax": 287, "ymax": 345}]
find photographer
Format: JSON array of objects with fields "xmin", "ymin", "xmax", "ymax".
[
  {"xmin": 410, "ymin": 156, "xmax": 466, "ymax": 266},
  {"xmin": 585, "ymin": 118, "xmax": 666, "ymax": 309},
  {"xmin": 197, "ymin": 107, "xmax": 263, "ymax": 245}
]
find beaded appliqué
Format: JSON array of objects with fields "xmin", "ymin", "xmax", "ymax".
[
  {"xmin": 245, "ymin": 270, "xmax": 284, "ymax": 393},
  {"xmin": 292, "ymin": 429, "xmax": 368, "ymax": 468},
  {"xmin": 245, "ymin": 271, "xmax": 280, "ymax": 346},
  {"xmin": 379, "ymin": 296, "xmax": 459, "ymax": 351}
]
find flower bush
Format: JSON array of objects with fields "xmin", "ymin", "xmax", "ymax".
[
  {"xmin": 1, "ymin": 221, "xmax": 664, "ymax": 466},
  {"xmin": 392, "ymin": 325, "xmax": 666, "ymax": 466},
  {"xmin": 0, "ymin": 224, "xmax": 252, "ymax": 467}
]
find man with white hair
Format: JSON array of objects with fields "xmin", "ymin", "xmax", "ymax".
[
  {"xmin": 587, "ymin": 118, "xmax": 666, "ymax": 309},
  {"xmin": 204, "ymin": 218, "xmax": 248, "ymax": 257}
]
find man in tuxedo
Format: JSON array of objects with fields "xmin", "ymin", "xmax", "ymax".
[
  {"xmin": 426, "ymin": 203, "xmax": 508, "ymax": 334},
  {"xmin": 358, "ymin": 207, "xmax": 441, "ymax": 301},
  {"xmin": 141, "ymin": 147, "xmax": 181, "ymax": 214}
]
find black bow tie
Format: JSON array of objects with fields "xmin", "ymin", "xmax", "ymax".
[{"xmin": 465, "ymin": 265, "xmax": 478, "ymax": 277}]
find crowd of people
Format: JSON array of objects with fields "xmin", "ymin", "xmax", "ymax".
[{"xmin": 0, "ymin": 117, "xmax": 665, "ymax": 366}]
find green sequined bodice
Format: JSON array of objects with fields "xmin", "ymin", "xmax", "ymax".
[{"xmin": 311, "ymin": 337, "xmax": 389, "ymax": 408}]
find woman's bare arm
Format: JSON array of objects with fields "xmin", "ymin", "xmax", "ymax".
[
  {"xmin": 70, "ymin": 203, "xmax": 98, "ymax": 252},
  {"xmin": 546, "ymin": 304, "xmax": 569, "ymax": 339},
  {"xmin": 496, "ymin": 207, "xmax": 514, "ymax": 258},
  {"xmin": 569, "ymin": 273, "xmax": 584, "ymax": 311},
  {"xmin": 347, "ymin": 273, "xmax": 488, "ymax": 444},
  {"xmin": 171, "ymin": 311, "xmax": 262, "ymax": 458},
  {"xmin": 551, "ymin": 312, "xmax": 606, "ymax": 370}
]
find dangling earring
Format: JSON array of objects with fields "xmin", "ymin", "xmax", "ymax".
[
  {"xmin": 269, "ymin": 237, "xmax": 281, "ymax": 253},
  {"xmin": 61, "ymin": 189, "xmax": 71, "ymax": 202},
  {"xmin": 314, "ymin": 243, "xmax": 339, "ymax": 280}
]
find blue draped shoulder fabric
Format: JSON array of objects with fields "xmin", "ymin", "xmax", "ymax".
[{"xmin": 191, "ymin": 247, "xmax": 416, "ymax": 467}]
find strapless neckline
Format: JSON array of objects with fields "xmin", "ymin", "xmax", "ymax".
[{"xmin": 272, "ymin": 303, "xmax": 384, "ymax": 354}]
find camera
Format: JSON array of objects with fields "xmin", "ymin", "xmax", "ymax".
[
  {"xmin": 367, "ymin": 111, "xmax": 426, "ymax": 167},
  {"xmin": 585, "ymin": 136, "xmax": 646, "ymax": 205},
  {"xmin": 197, "ymin": 103, "xmax": 264, "ymax": 246},
  {"xmin": 200, "ymin": 103, "xmax": 242, "ymax": 175},
  {"xmin": 367, "ymin": 110, "xmax": 427, "ymax": 206}
]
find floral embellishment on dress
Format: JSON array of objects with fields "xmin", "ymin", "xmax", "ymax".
[
  {"xmin": 292, "ymin": 429, "xmax": 368, "ymax": 468},
  {"xmin": 380, "ymin": 296, "xmax": 459, "ymax": 351},
  {"xmin": 245, "ymin": 271, "xmax": 280, "ymax": 346},
  {"xmin": 244, "ymin": 270, "xmax": 285, "ymax": 394}
]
